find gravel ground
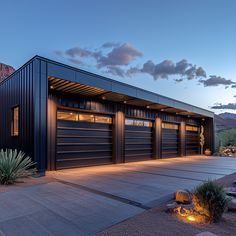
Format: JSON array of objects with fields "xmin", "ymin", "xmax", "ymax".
[{"xmin": 96, "ymin": 173, "xmax": 236, "ymax": 236}]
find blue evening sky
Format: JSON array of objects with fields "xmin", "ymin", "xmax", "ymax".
[{"xmin": 0, "ymin": 0, "xmax": 236, "ymax": 113}]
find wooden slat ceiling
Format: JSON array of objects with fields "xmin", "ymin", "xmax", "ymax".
[
  {"xmin": 48, "ymin": 76, "xmax": 203, "ymax": 118},
  {"xmin": 49, "ymin": 76, "xmax": 106, "ymax": 97}
]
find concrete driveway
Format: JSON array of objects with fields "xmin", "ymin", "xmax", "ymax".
[{"xmin": 1, "ymin": 156, "xmax": 236, "ymax": 236}]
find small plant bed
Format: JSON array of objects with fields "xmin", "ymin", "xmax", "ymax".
[
  {"xmin": 168, "ymin": 181, "xmax": 230, "ymax": 224},
  {"xmin": 0, "ymin": 149, "xmax": 37, "ymax": 185},
  {"xmin": 0, "ymin": 149, "xmax": 56, "ymax": 192},
  {"xmin": 97, "ymin": 174, "xmax": 236, "ymax": 236}
]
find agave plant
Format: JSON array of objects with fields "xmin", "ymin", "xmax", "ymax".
[{"xmin": 0, "ymin": 149, "xmax": 36, "ymax": 185}]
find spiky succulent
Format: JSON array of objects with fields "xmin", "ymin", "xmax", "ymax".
[{"xmin": 0, "ymin": 149, "xmax": 36, "ymax": 185}]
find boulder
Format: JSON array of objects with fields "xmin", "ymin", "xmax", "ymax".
[
  {"xmin": 179, "ymin": 203, "xmax": 193, "ymax": 210},
  {"xmin": 224, "ymin": 187, "xmax": 236, "ymax": 197},
  {"xmin": 166, "ymin": 202, "xmax": 178, "ymax": 212},
  {"xmin": 196, "ymin": 232, "xmax": 218, "ymax": 236},
  {"xmin": 228, "ymin": 198, "xmax": 236, "ymax": 212},
  {"xmin": 175, "ymin": 190, "xmax": 191, "ymax": 204}
]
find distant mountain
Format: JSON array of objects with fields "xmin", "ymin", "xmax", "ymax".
[
  {"xmin": 218, "ymin": 112, "xmax": 236, "ymax": 120},
  {"xmin": 0, "ymin": 63, "xmax": 15, "ymax": 82},
  {"xmin": 215, "ymin": 112, "xmax": 236, "ymax": 130}
]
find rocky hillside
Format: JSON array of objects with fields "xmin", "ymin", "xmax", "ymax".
[
  {"xmin": 0, "ymin": 63, "xmax": 15, "ymax": 82},
  {"xmin": 215, "ymin": 112, "xmax": 236, "ymax": 130}
]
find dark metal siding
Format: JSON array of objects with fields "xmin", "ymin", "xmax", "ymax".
[
  {"xmin": 53, "ymin": 93, "xmax": 202, "ymax": 126},
  {"xmin": 0, "ymin": 58, "xmax": 48, "ymax": 172},
  {"xmin": 0, "ymin": 61, "xmax": 35, "ymax": 159}
]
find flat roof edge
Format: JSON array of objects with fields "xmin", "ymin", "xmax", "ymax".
[{"xmin": 1, "ymin": 55, "xmax": 214, "ymax": 118}]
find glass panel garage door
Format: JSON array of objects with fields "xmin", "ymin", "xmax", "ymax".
[{"xmin": 56, "ymin": 110, "xmax": 113, "ymax": 169}]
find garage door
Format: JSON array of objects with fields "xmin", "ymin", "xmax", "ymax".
[
  {"xmin": 162, "ymin": 123, "xmax": 180, "ymax": 158},
  {"xmin": 125, "ymin": 118, "xmax": 153, "ymax": 162},
  {"xmin": 186, "ymin": 125, "xmax": 200, "ymax": 155},
  {"xmin": 56, "ymin": 110, "xmax": 113, "ymax": 169}
]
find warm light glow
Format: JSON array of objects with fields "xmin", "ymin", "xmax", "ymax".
[
  {"xmin": 146, "ymin": 105, "xmax": 150, "ymax": 108},
  {"xmin": 102, "ymin": 96, "xmax": 106, "ymax": 100},
  {"xmin": 123, "ymin": 101, "xmax": 127, "ymax": 104},
  {"xmin": 187, "ymin": 215, "xmax": 196, "ymax": 222}
]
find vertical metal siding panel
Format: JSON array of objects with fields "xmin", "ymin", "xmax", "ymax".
[
  {"xmin": 33, "ymin": 59, "xmax": 48, "ymax": 172},
  {"xmin": 0, "ymin": 61, "xmax": 34, "ymax": 160}
]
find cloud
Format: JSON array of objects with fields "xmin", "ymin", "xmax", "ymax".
[
  {"xmin": 106, "ymin": 66, "xmax": 125, "ymax": 77},
  {"xmin": 54, "ymin": 50, "xmax": 63, "ymax": 56},
  {"xmin": 61, "ymin": 43, "xmax": 142, "ymax": 74},
  {"xmin": 96, "ymin": 43, "xmax": 142, "ymax": 68},
  {"xmin": 68, "ymin": 58, "xmax": 82, "ymax": 65},
  {"xmin": 126, "ymin": 59, "xmax": 207, "ymax": 80},
  {"xmin": 102, "ymin": 42, "xmax": 120, "ymax": 48},
  {"xmin": 65, "ymin": 47, "xmax": 92, "ymax": 58},
  {"xmin": 199, "ymin": 76, "xmax": 235, "ymax": 87},
  {"xmin": 211, "ymin": 103, "xmax": 236, "ymax": 110},
  {"xmin": 55, "ymin": 42, "xmax": 233, "ymax": 89}
]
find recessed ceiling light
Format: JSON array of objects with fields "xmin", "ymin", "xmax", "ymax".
[
  {"xmin": 124, "ymin": 101, "xmax": 127, "ymax": 104},
  {"xmin": 102, "ymin": 96, "xmax": 106, "ymax": 100},
  {"xmin": 50, "ymin": 85, "xmax": 54, "ymax": 89},
  {"xmin": 146, "ymin": 105, "xmax": 150, "ymax": 108},
  {"xmin": 161, "ymin": 109, "xmax": 164, "ymax": 111}
]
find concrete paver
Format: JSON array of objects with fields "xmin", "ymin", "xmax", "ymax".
[{"xmin": 0, "ymin": 156, "xmax": 236, "ymax": 235}]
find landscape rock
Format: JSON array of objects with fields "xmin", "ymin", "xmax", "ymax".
[
  {"xmin": 166, "ymin": 202, "xmax": 178, "ymax": 212},
  {"xmin": 175, "ymin": 190, "xmax": 191, "ymax": 204},
  {"xmin": 179, "ymin": 203, "xmax": 193, "ymax": 210},
  {"xmin": 224, "ymin": 187, "xmax": 236, "ymax": 197},
  {"xmin": 196, "ymin": 231, "xmax": 218, "ymax": 236},
  {"xmin": 228, "ymin": 198, "xmax": 236, "ymax": 212}
]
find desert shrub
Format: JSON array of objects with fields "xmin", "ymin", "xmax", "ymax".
[
  {"xmin": 0, "ymin": 149, "xmax": 36, "ymax": 185},
  {"xmin": 192, "ymin": 181, "xmax": 229, "ymax": 222}
]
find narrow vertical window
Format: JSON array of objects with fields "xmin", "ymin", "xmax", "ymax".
[{"xmin": 11, "ymin": 106, "xmax": 19, "ymax": 136}]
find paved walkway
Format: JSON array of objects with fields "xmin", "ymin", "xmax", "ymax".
[{"xmin": 1, "ymin": 156, "xmax": 236, "ymax": 235}]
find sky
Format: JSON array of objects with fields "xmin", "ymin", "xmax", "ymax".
[{"xmin": 0, "ymin": 0, "xmax": 236, "ymax": 114}]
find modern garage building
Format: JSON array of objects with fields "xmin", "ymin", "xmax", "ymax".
[{"xmin": 0, "ymin": 56, "xmax": 214, "ymax": 172}]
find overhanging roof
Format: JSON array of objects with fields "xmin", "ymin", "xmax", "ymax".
[
  {"xmin": 1, "ymin": 55, "xmax": 214, "ymax": 118},
  {"xmin": 44, "ymin": 56, "xmax": 213, "ymax": 118}
]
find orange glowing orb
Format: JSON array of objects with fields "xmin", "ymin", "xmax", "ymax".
[{"xmin": 187, "ymin": 215, "xmax": 196, "ymax": 222}]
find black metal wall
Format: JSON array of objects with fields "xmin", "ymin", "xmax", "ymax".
[
  {"xmin": 0, "ymin": 56, "xmax": 214, "ymax": 172},
  {"xmin": 53, "ymin": 92, "xmax": 202, "ymax": 126},
  {"xmin": 0, "ymin": 61, "xmax": 35, "ymax": 159},
  {"xmin": 0, "ymin": 57, "xmax": 48, "ymax": 172}
]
